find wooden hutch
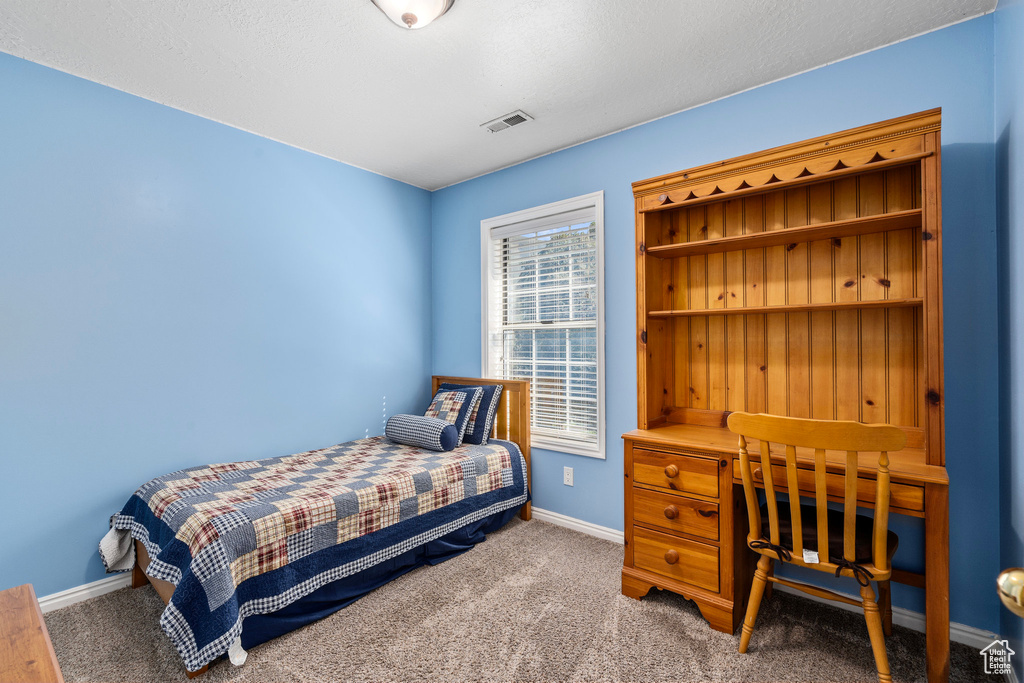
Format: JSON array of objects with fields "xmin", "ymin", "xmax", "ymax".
[{"xmin": 622, "ymin": 110, "xmax": 951, "ymax": 681}]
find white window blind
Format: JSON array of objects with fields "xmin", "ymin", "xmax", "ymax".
[{"xmin": 481, "ymin": 192, "xmax": 604, "ymax": 458}]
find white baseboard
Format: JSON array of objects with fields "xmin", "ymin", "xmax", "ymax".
[
  {"xmin": 772, "ymin": 584, "xmax": 998, "ymax": 650},
  {"xmin": 531, "ymin": 508, "xmax": 1005, "ymax": 654},
  {"xmin": 531, "ymin": 507, "xmax": 625, "ymax": 544},
  {"xmin": 38, "ymin": 573, "xmax": 132, "ymax": 613}
]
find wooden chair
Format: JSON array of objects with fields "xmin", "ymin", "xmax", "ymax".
[{"xmin": 727, "ymin": 412, "xmax": 907, "ymax": 683}]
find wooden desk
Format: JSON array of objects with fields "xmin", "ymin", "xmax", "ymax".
[
  {"xmin": 623, "ymin": 423, "xmax": 949, "ymax": 681},
  {"xmin": 0, "ymin": 584, "xmax": 64, "ymax": 683}
]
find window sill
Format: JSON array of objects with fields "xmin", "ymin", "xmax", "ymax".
[{"xmin": 531, "ymin": 436, "xmax": 605, "ymax": 460}]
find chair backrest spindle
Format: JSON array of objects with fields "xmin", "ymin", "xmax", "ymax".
[
  {"xmin": 759, "ymin": 440, "xmax": 780, "ymax": 546},
  {"xmin": 738, "ymin": 435, "xmax": 762, "ymax": 547},
  {"xmin": 813, "ymin": 447, "xmax": 829, "ymax": 561},
  {"xmin": 874, "ymin": 451, "xmax": 891, "ymax": 572},
  {"xmin": 844, "ymin": 450, "xmax": 859, "ymax": 563},
  {"xmin": 784, "ymin": 444, "xmax": 803, "ymax": 556}
]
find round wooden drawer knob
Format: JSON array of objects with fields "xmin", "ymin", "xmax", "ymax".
[
  {"xmin": 753, "ymin": 467, "xmax": 763, "ymax": 481},
  {"xmin": 664, "ymin": 549, "xmax": 679, "ymax": 565},
  {"xmin": 664, "ymin": 464, "xmax": 679, "ymax": 478},
  {"xmin": 664, "ymin": 505, "xmax": 679, "ymax": 520}
]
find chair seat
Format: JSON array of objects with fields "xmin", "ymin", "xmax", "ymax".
[{"xmin": 758, "ymin": 503, "xmax": 898, "ymax": 565}]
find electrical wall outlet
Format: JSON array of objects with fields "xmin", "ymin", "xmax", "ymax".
[{"xmin": 563, "ymin": 466, "xmax": 574, "ymax": 486}]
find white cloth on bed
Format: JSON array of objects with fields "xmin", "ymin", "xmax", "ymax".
[
  {"xmin": 98, "ymin": 527, "xmax": 135, "ymax": 572},
  {"xmin": 228, "ymin": 637, "xmax": 247, "ymax": 666}
]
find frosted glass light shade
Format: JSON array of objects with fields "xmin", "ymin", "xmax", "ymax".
[{"xmin": 371, "ymin": 0, "xmax": 455, "ymax": 29}]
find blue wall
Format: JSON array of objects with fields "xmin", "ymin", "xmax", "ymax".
[
  {"xmin": 432, "ymin": 17, "xmax": 1002, "ymax": 632},
  {"xmin": 996, "ymin": 0, "xmax": 1024, "ymax": 673},
  {"xmin": 0, "ymin": 53, "xmax": 434, "ymax": 597}
]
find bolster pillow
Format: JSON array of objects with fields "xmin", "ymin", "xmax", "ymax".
[{"xmin": 385, "ymin": 414, "xmax": 459, "ymax": 452}]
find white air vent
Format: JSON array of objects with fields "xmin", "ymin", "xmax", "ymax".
[{"xmin": 481, "ymin": 110, "xmax": 533, "ymax": 133}]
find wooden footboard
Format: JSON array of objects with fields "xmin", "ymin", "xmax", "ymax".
[{"xmin": 432, "ymin": 375, "xmax": 532, "ymax": 521}]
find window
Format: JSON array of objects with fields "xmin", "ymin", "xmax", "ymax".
[{"xmin": 481, "ymin": 192, "xmax": 605, "ymax": 458}]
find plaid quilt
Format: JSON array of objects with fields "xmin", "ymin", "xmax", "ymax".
[{"xmin": 101, "ymin": 436, "xmax": 528, "ymax": 672}]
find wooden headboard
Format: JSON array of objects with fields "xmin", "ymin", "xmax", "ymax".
[{"xmin": 432, "ymin": 375, "xmax": 532, "ymax": 521}]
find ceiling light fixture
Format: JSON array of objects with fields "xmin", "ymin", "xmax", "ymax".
[{"xmin": 371, "ymin": 0, "xmax": 455, "ymax": 29}]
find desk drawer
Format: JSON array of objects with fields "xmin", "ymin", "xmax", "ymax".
[
  {"xmin": 632, "ymin": 526, "xmax": 719, "ymax": 593},
  {"xmin": 634, "ymin": 449, "xmax": 719, "ymax": 498},
  {"xmin": 633, "ymin": 487, "xmax": 719, "ymax": 541},
  {"xmin": 732, "ymin": 460, "xmax": 924, "ymax": 512}
]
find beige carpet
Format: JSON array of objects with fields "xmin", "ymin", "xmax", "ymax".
[{"xmin": 45, "ymin": 518, "xmax": 992, "ymax": 682}]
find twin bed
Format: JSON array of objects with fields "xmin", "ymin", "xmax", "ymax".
[{"xmin": 100, "ymin": 376, "xmax": 532, "ymax": 677}]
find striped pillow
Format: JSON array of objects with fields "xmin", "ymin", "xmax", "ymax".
[
  {"xmin": 385, "ymin": 414, "xmax": 459, "ymax": 451},
  {"xmin": 438, "ymin": 383, "xmax": 503, "ymax": 445},
  {"xmin": 424, "ymin": 387, "xmax": 483, "ymax": 446}
]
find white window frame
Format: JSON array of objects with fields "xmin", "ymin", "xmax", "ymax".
[{"xmin": 480, "ymin": 191, "xmax": 605, "ymax": 459}]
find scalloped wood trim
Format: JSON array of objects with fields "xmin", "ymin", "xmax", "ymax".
[
  {"xmin": 633, "ymin": 108, "xmax": 940, "ymax": 197},
  {"xmin": 639, "ymin": 151, "xmax": 930, "ymax": 213}
]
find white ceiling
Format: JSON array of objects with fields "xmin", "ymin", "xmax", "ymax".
[{"xmin": 0, "ymin": 0, "xmax": 995, "ymax": 190}]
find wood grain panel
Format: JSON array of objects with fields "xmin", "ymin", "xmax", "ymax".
[
  {"xmin": 646, "ymin": 249, "xmax": 667, "ymax": 314},
  {"xmin": 888, "ymin": 307, "xmax": 919, "ymax": 426},
  {"xmin": 665, "ymin": 210, "xmax": 686, "ymax": 247},
  {"xmin": 744, "ymin": 196, "xmax": 766, "ymax": 307},
  {"xmin": 746, "ymin": 313, "xmax": 767, "ymax": 413},
  {"xmin": 690, "ymin": 316, "xmax": 709, "ymax": 410},
  {"xmin": 727, "ymin": 314, "xmax": 746, "ymax": 412},
  {"xmin": 922, "ymin": 132, "xmax": 945, "ymax": 467},
  {"xmin": 832, "ymin": 177, "xmax": 862, "ymax": 421},
  {"xmin": 708, "ymin": 315, "xmax": 726, "ymax": 411},
  {"xmin": 652, "ymin": 318, "xmax": 672, "ymax": 421},
  {"xmin": 0, "ymin": 585, "xmax": 64, "ymax": 683},
  {"xmin": 807, "ymin": 185, "xmax": 836, "ymax": 421},
  {"xmin": 860, "ymin": 172, "xmax": 889, "ymax": 301},
  {"xmin": 917, "ymin": 306, "xmax": 926, "ymax": 427},
  {"xmin": 673, "ymin": 318, "xmax": 690, "ymax": 418},
  {"xmin": 764, "ymin": 192, "xmax": 788, "ymax": 415},
  {"xmin": 786, "ymin": 189, "xmax": 811, "ymax": 417},
  {"xmin": 707, "ymin": 204, "xmax": 727, "ymax": 410},
  {"xmin": 885, "ymin": 167, "xmax": 919, "ymax": 427},
  {"xmin": 859, "ymin": 172, "xmax": 888, "ymax": 423},
  {"xmin": 833, "ymin": 178, "xmax": 861, "ymax": 303},
  {"xmin": 707, "ymin": 204, "xmax": 726, "ymax": 309},
  {"xmin": 861, "ymin": 309, "xmax": 888, "ymax": 423},
  {"xmin": 725, "ymin": 199, "xmax": 745, "ymax": 308},
  {"xmin": 670, "ymin": 251, "xmax": 689, "ymax": 310},
  {"xmin": 687, "ymin": 206, "xmax": 709, "ymax": 410}
]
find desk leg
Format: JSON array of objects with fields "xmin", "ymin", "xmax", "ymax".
[{"xmin": 924, "ymin": 483, "xmax": 950, "ymax": 683}]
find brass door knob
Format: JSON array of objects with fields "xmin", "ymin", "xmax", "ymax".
[
  {"xmin": 664, "ymin": 464, "xmax": 679, "ymax": 478},
  {"xmin": 664, "ymin": 505, "xmax": 679, "ymax": 520},
  {"xmin": 998, "ymin": 568, "xmax": 1024, "ymax": 618},
  {"xmin": 664, "ymin": 549, "xmax": 679, "ymax": 565}
]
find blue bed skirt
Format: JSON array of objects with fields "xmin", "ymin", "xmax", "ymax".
[{"xmin": 239, "ymin": 503, "xmax": 523, "ymax": 650}]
